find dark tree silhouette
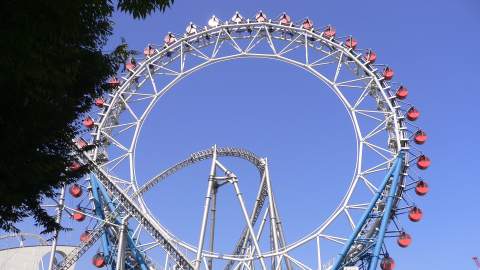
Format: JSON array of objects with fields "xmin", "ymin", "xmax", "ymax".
[{"xmin": 0, "ymin": 0, "xmax": 174, "ymax": 233}]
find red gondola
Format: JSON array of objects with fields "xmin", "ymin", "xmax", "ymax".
[
  {"xmin": 302, "ymin": 18, "xmax": 313, "ymax": 30},
  {"xmin": 255, "ymin": 11, "xmax": 267, "ymax": 22},
  {"xmin": 80, "ymin": 230, "xmax": 91, "ymax": 242},
  {"xmin": 75, "ymin": 137, "xmax": 88, "ymax": 149},
  {"xmin": 395, "ymin": 86, "xmax": 408, "ymax": 100},
  {"xmin": 345, "ymin": 37, "xmax": 358, "ymax": 49},
  {"xmin": 92, "ymin": 253, "xmax": 106, "ymax": 268},
  {"xmin": 414, "ymin": 130, "xmax": 427, "ymax": 144},
  {"xmin": 415, "ymin": 180, "xmax": 429, "ymax": 196},
  {"xmin": 83, "ymin": 117, "xmax": 94, "ymax": 129},
  {"xmin": 417, "ymin": 155, "xmax": 431, "ymax": 170},
  {"xmin": 108, "ymin": 77, "xmax": 120, "ymax": 88},
  {"xmin": 383, "ymin": 67, "xmax": 394, "ymax": 80},
  {"xmin": 144, "ymin": 45, "xmax": 155, "ymax": 57},
  {"xmin": 408, "ymin": 206, "xmax": 423, "ymax": 222},
  {"xmin": 164, "ymin": 33, "xmax": 176, "ymax": 46},
  {"xmin": 323, "ymin": 25, "xmax": 336, "ymax": 38},
  {"xmin": 69, "ymin": 161, "xmax": 82, "ymax": 172},
  {"xmin": 380, "ymin": 256, "xmax": 395, "ymax": 270},
  {"xmin": 73, "ymin": 208, "xmax": 86, "ymax": 222},
  {"xmin": 279, "ymin": 13, "xmax": 291, "ymax": 25},
  {"xmin": 94, "ymin": 98, "xmax": 104, "ymax": 108},
  {"xmin": 406, "ymin": 107, "xmax": 420, "ymax": 121},
  {"xmin": 69, "ymin": 184, "xmax": 83, "ymax": 198},
  {"xmin": 126, "ymin": 60, "xmax": 136, "ymax": 72},
  {"xmin": 365, "ymin": 50, "xmax": 377, "ymax": 63},
  {"xmin": 397, "ymin": 232, "xmax": 412, "ymax": 248}
]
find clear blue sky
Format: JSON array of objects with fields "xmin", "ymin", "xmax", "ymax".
[
  {"xmin": 104, "ymin": 1, "xmax": 480, "ymax": 269},
  {"xmin": 5, "ymin": 1, "xmax": 480, "ymax": 270}
]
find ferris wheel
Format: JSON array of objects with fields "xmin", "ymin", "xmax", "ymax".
[{"xmin": 43, "ymin": 11, "xmax": 431, "ymax": 270}]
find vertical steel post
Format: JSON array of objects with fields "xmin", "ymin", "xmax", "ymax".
[
  {"xmin": 194, "ymin": 145, "xmax": 217, "ymax": 269},
  {"xmin": 208, "ymin": 183, "xmax": 217, "ymax": 270},
  {"xmin": 48, "ymin": 184, "xmax": 66, "ymax": 270},
  {"xmin": 115, "ymin": 218, "xmax": 128, "ymax": 270}
]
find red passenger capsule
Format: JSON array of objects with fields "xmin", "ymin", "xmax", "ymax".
[
  {"xmin": 345, "ymin": 37, "xmax": 358, "ymax": 49},
  {"xmin": 164, "ymin": 32, "xmax": 176, "ymax": 46},
  {"xmin": 302, "ymin": 18, "xmax": 314, "ymax": 30},
  {"xmin": 380, "ymin": 256, "xmax": 395, "ymax": 270},
  {"xmin": 365, "ymin": 50, "xmax": 377, "ymax": 63},
  {"xmin": 92, "ymin": 253, "xmax": 106, "ymax": 268},
  {"xmin": 406, "ymin": 107, "xmax": 420, "ymax": 121},
  {"xmin": 383, "ymin": 67, "xmax": 394, "ymax": 80},
  {"xmin": 395, "ymin": 86, "xmax": 408, "ymax": 100},
  {"xmin": 417, "ymin": 155, "xmax": 431, "ymax": 170},
  {"xmin": 69, "ymin": 161, "xmax": 82, "ymax": 172},
  {"xmin": 408, "ymin": 206, "xmax": 423, "ymax": 222},
  {"xmin": 75, "ymin": 137, "xmax": 88, "ymax": 150},
  {"xmin": 108, "ymin": 77, "xmax": 120, "ymax": 88},
  {"xmin": 69, "ymin": 184, "xmax": 83, "ymax": 198},
  {"xmin": 255, "ymin": 11, "xmax": 267, "ymax": 22},
  {"xmin": 80, "ymin": 230, "xmax": 91, "ymax": 242},
  {"xmin": 125, "ymin": 60, "xmax": 136, "ymax": 72},
  {"xmin": 414, "ymin": 130, "xmax": 427, "ymax": 144},
  {"xmin": 144, "ymin": 45, "xmax": 155, "ymax": 57},
  {"xmin": 415, "ymin": 180, "xmax": 429, "ymax": 196},
  {"xmin": 94, "ymin": 98, "xmax": 105, "ymax": 108},
  {"xmin": 83, "ymin": 117, "xmax": 94, "ymax": 129},
  {"xmin": 397, "ymin": 232, "xmax": 412, "ymax": 248},
  {"xmin": 323, "ymin": 25, "xmax": 336, "ymax": 38},
  {"xmin": 73, "ymin": 208, "xmax": 86, "ymax": 222},
  {"xmin": 279, "ymin": 13, "xmax": 291, "ymax": 25}
]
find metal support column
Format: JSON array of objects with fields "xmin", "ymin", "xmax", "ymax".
[
  {"xmin": 48, "ymin": 184, "xmax": 66, "ymax": 270},
  {"xmin": 116, "ymin": 218, "xmax": 128, "ymax": 270},
  {"xmin": 332, "ymin": 153, "xmax": 403, "ymax": 270}
]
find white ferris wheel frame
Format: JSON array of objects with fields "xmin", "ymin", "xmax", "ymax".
[{"xmin": 71, "ymin": 16, "xmax": 411, "ymax": 270}]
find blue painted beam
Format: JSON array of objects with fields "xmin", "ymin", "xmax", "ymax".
[
  {"xmin": 367, "ymin": 154, "xmax": 403, "ymax": 270},
  {"xmin": 90, "ymin": 175, "xmax": 114, "ymax": 270},
  {"xmin": 94, "ymin": 176, "xmax": 149, "ymax": 270},
  {"xmin": 332, "ymin": 153, "xmax": 403, "ymax": 270}
]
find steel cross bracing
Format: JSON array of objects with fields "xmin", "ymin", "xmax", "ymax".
[
  {"xmin": 62, "ymin": 14, "xmax": 413, "ymax": 270},
  {"xmin": 64, "ymin": 146, "xmax": 195, "ymax": 270},
  {"xmin": 54, "ymin": 147, "xmax": 268, "ymax": 269},
  {"xmin": 332, "ymin": 153, "xmax": 404, "ymax": 270}
]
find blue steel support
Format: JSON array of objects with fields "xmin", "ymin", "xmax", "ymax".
[
  {"xmin": 332, "ymin": 153, "xmax": 404, "ymax": 270},
  {"xmin": 90, "ymin": 175, "xmax": 113, "ymax": 270},
  {"xmin": 367, "ymin": 154, "xmax": 403, "ymax": 270},
  {"xmin": 94, "ymin": 176, "xmax": 149, "ymax": 270}
]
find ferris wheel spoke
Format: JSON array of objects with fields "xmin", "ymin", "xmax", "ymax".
[
  {"xmin": 332, "ymin": 51, "xmax": 344, "ymax": 83},
  {"xmin": 211, "ymin": 31, "xmax": 224, "ymax": 58},
  {"xmin": 244, "ymin": 27, "xmax": 265, "ymax": 53},
  {"xmin": 263, "ymin": 26, "xmax": 278, "ymax": 54},
  {"xmin": 277, "ymin": 33, "xmax": 303, "ymax": 55},
  {"xmin": 308, "ymin": 49, "xmax": 340, "ymax": 67},
  {"xmin": 359, "ymin": 175, "xmax": 379, "ymax": 194},
  {"xmin": 363, "ymin": 142, "xmax": 392, "ymax": 161},
  {"xmin": 352, "ymin": 79, "xmax": 374, "ymax": 109},
  {"xmin": 184, "ymin": 40, "xmax": 211, "ymax": 60},
  {"xmin": 344, "ymin": 209, "xmax": 356, "ymax": 229},
  {"xmin": 222, "ymin": 29, "xmax": 244, "ymax": 53},
  {"xmin": 355, "ymin": 110, "xmax": 385, "ymax": 122},
  {"xmin": 361, "ymin": 158, "xmax": 394, "ymax": 176},
  {"xmin": 362, "ymin": 118, "xmax": 389, "ymax": 142}
]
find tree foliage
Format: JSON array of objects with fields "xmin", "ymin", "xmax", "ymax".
[{"xmin": 0, "ymin": 0, "xmax": 173, "ymax": 233}]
